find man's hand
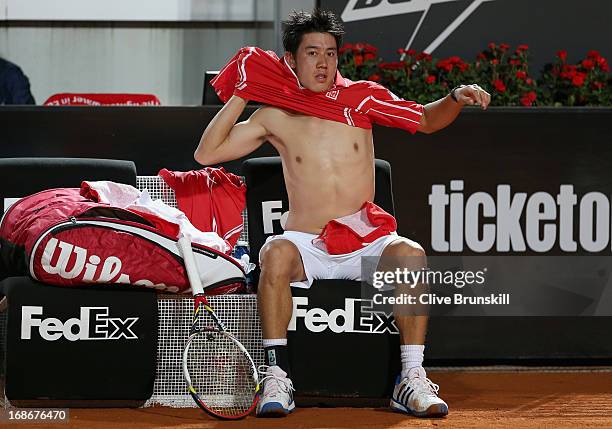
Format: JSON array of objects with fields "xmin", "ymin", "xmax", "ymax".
[
  {"xmin": 453, "ymin": 84, "xmax": 491, "ymax": 110},
  {"xmin": 419, "ymin": 83, "xmax": 490, "ymax": 134}
]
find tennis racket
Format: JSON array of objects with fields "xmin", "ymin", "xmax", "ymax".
[{"xmin": 178, "ymin": 236, "xmax": 260, "ymax": 419}]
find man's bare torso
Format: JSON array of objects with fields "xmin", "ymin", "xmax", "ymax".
[{"xmin": 257, "ymin": 106, "xmax": 375, "ymax": 234}]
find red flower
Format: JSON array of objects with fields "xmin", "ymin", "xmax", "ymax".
[
  {"xmin": 488, "ymin": 42, "xmax": 496, "ymax": 50},
  {"xmin": 592, "ymin": 81, "xmax": 604, "ymax": 90},
  {"xmin": 517, "ymin": 44, "xmax": 529, "ymax": 51},
  {"xmin": 477, "ymin": 52, "xmax": 487, "ymax": 60},
  {"xmin": 587, "ymin": 50, "xmax": 601, "ymax": 59},
  {"xmin": 363, "ymin": 43, "xmax": 378, "ymax": 54},
  {"xmin": 425, "ymin": 75, "xmax": 436, "ymax": 84},
  {"xmin": 416, "ymin": 52, "xmax": 432, "ymax": 62},
  {"xmin": 368, "ymin": 74, "xmax": 381, "ymax": 82},
  {"xmin": 526, "ymin": 78, "xmax": 534, "ymax": 86},
  {"xmin": 597, "ymin": 57, "xmax": 609, "ymax": 72},
  {"xmin": 436, "ymin": 59, "xmax": 453, "ymax": 72},
  {"xmin": 354, "ymin": 54, "xmax": 364, "ymax": 66},
  {"xmin": 379, "ymin": 61, "xmax": 404, "ymax": 70},
  {"xmin": 339, "ymin": 43, "xmax": 353, "ymax": 54},
  {"xmin": 491, "ymin": 58, "xmax": 499, "ymax": 65},
  {"xmin": 516, "ymin": 70, "xmax": 527, "ymax": 80},
  {"xmin": 457, "ymin": 62, "xmax": 469, "ymax": 72},
  {"xmin": 557, "ymin": 50, "xmax": 567, "ymax": 62},
  {"xmin": 509, "ymin": 59, "xmax": 522, "ymax": 66},
  {"xmin": 582, "ymin": 59, "xmax": 595, "ymax": 70},
  {"xmin": 354, "ymin": 43, "xmax": 365, "ymax": 52},
  {"xmin": 572, "ymin": 72, "xmax": 587, "ymax": 87},
  {"xmin": 364, "ymin": 52, "xmax": 377, "ymax": 61},
  {"xmin": 397, "ymin": 48, "xmax": 405, "ymax": 55},
  {"xmin": 407, "ymin": 49, "xmax": 417, "ymax": 56},
  {"xmin": 520, "ymin": 91, "xmax": 537, "ymax": 106},
  {"xmin": 493, "ymin": 79, "xmax": 506, "ymax": 93},
  {"xmin": 560, "ymin": 64, "xmax": 577, "ymax": 79},
  {"xmin": 500, "ymin": 43, "xmax": 510, "ymax": 51}
]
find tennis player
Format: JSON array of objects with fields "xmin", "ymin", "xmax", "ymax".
[{"xmin": 195, "ymin": 8, "xmax": 490, "ymax": 418}]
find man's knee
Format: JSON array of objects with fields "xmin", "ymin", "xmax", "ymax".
[
  {"xmin": 384, "ymin": 239, "xmax": 426, "ymax": 259},
  {"xmin": 260, "ymin": 240, "xmax": 302, "ymax": 280},
  {"xmin": 379, "ymin": 239, "xmax": 427, "ymax": 275}
]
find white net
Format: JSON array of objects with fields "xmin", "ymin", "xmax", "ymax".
[
  {"xmin": 136, "ymin": 176, "xmax": 261, "ymax": 408},
  {"xmin": 145, "ymin": 295, "xmax": 263, "ymax": 408},
  {"xmin": 136, "ymin": 176, "xmax": 249, "ymax": 246}
]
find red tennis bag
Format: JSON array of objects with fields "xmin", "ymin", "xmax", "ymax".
[{"xmin": 0, "ymin": 188, "xmax": 245, "ymax": 293}]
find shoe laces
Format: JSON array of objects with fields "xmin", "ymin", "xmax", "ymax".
[
  {"xmin": 258, "ymin": 365, "xmax": 295, "ymax": 396},
  {"xmin": 408, "ymin": 375, "xmax": 440, "ymax": 396}
]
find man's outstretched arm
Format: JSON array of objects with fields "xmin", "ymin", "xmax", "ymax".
[
  {"xmin": 194, "ymin": 95, "xmax": 269, "ymax": 165},
  {"xmin": 418, "ymin": 84, "xmax": 491, "ymax": 134}
]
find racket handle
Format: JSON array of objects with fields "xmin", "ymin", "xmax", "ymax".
[{"xmin": 178, "ymin": 236, "xmax": 205, "ymax": 296}]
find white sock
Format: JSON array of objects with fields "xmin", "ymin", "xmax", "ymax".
[
  {"xmin": 262, "ymin": 338, "xmax": 287, "ymax": 348},
  {"xmin": 400, "ymin": 344, "xmax": 425, "ymax": 379}
]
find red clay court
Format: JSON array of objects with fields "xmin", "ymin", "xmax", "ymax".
[{"xmin": 8, "ymin": 369, "xmax": 611, "ymax": 429}]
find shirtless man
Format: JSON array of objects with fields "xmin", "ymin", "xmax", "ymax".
[{"xmin": 195, "ymin": 9, "xmax": 490, "ymax": 418}]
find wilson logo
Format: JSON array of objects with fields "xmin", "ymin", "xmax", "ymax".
[
  {"xmin": 40, "ymin": 237, "xmax": 168, "ymax": 289},
  {"xmin": 21, "ymin": 306, "xmax": 139, "ymax": 341}
]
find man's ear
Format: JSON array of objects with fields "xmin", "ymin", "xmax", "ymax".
[{"xmin": 284, "ymin": 52, "xmax": 296, "ymax": 69}]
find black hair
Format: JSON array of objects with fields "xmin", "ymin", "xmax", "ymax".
[{"xmin": 282, "ymin": 9, "xmax": 345, "ymax": 55}]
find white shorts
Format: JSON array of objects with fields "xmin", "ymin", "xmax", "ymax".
[{"xmin": 259, "ymin": 231, "xmax": 413, "ymax": 289}]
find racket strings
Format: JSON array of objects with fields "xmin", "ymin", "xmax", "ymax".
[{"xmin": 186, "ymin": 331, "xmax": 257, "ymax": 416}]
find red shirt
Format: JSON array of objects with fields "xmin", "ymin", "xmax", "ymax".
[
  {"xmin": 159, "ymin": 168, "xmax": 246, "ymax": 250},
  {"xmin": 211, "ymin": 47, "xmax": 424, "ymax": 133},
  {"xmin": 312, "ymin": 201, "xmax": 397, "ymax": 255}
]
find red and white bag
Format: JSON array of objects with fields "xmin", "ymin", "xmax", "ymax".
[{"xmin": 0, "ymin": 188, "xmax": 245, "ymax": 294}]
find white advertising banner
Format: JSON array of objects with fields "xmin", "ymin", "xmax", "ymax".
[{"xmin": 4, "ymin": 0, "xmax": 272, "ymax": 21}]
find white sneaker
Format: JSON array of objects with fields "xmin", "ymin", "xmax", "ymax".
[
  {"xmin": 390, "ymin": 367, "xmax": 448, "ymax": 417},
  {"xmin": 256, "ymin": 365, "xmax": 295, "ymax": 417}
]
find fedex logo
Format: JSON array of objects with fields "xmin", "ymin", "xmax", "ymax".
[
  {"xmin": 289, "ymin": 296, "xmax": 398, "ymax": 335},
  {"xmin": 21, "ymin": 306, "xmax": 139, "ymax": 341},
  {"xmin": 262, "ymin": 200, "xmax": 288, "ymax": 234}
]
